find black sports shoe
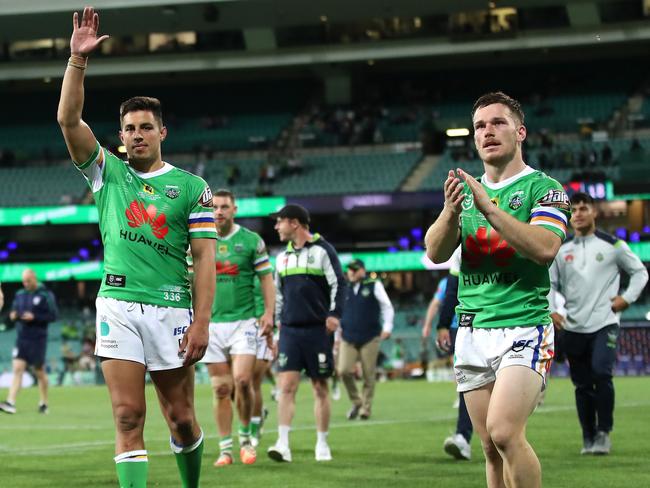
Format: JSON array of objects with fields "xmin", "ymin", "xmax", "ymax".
[
  {"xmin": 38, "ymin": 404, "xmax": 49, "ymax": 414},
  {"xmin": 347, "ymin": 404, "xmax": 361, "ymax": 420}
]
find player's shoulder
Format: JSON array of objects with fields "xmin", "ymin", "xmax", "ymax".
[
  {"xmin": 99, "ymin": 146, "xmax": 128, "ymax": 170},
  {"xmin": 238, "ymin": 225, "xmax": 261, "ymax": 240},
  {"xmin": 312, "ymin": 234, "xmax": 334, "ymax": 251},
  {"xmin": 594, "ymin": 229, "xmax": 620, "ymax": 247},
  {"xmin": 527, "ymin": 168, "xmax": 563, "ymax": 188},
  {"xmin": 169, "ymin": 165, "xmax": 208, "ymax": 186}
]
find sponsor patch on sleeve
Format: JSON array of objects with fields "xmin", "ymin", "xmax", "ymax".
[
  {"xmin": 199, "ymin": 187, "xmax": 213, "ymax": 208},
  {"xmin": 537, "ymin": 189, "xmax": 570, "ymax": 210}
]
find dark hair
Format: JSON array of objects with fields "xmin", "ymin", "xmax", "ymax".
[
  {"xmin": 570, "ymin": 192, "xmax": 594, "ymax": 205},
  {"xmin": 119, "ymin": 96, "xmax": 163, "ymax": 127},
  {"xmin": 472, "ymin": 91, "xmax": 524, "ymax": 125},
  {"xmin": 214, "ymin": 188, "xmax": 235, "ymax": 203}
]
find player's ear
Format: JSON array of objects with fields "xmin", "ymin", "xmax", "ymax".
[
  {"xmin": 118, "ymin": 130, "xmax": 125, "ymax": 144},
  {"xmin": 517, "ymin": 124, "xmax": 526, "ymax": 143},
  {"xmin": 160, "ymin": 126, "xmax": 168, "ymax": 141}
]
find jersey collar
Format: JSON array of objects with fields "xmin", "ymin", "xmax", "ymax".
[
  {"xmin": 480, "ymin": 165, "xmax": 534, "ymax": 190},
  {"xmin": 286, "ymin": 233, "xmax": 321, "ymax": 252},
  {"xmin": 130, "ymin": 161, "xmax": 175, "ymax": 179},
  {"xmin": 217, "ymin": 224, "xmax": 241, "ymax": 241}
]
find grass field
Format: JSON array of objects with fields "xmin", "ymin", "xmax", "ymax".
[{"xmin": 1, "ymin": 376, "xmax": 649, "ymax": 487}]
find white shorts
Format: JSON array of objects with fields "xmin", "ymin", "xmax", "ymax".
[
  {"xmin": 201, "ymin": 318, "xmax": 258, "ymax": 363},
  {"xmin": 454, "ymin": 324, "xmax": 554, "ymax": 393},
  {"xmin": 95, "ymin": 297, "xmax": 193, "ymax": 371},
  {"xmin": 256, "ymin": 334, "xmax": 274, "ymax": 362}
]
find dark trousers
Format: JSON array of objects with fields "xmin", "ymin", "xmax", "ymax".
[
  {"xmin": 450, "ymin": 328, "xmax": 473, "ymax": 442},
  {"xmin": 564, "ymin": 324, "xmax": 618, "ymax": 441}
]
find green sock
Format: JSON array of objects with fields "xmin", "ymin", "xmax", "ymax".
[
  {"xmin": 250, "ymin": 417, "xmax": 261, "ymax": 438},
  {"xmin": 115, "ymin": 450, "xmax": 148, "ymax": 488},
  {"xmin": 171, "ymin": 432, "xmax": 204, "ymax": 488},
  {"xmin": 239, "ymin": 424, "xmax": 251, "ymax": 445}
]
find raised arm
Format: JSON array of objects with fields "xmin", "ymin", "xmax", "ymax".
[
  {"xmin": 425, "ymin": 170, "xmax": 463, "ymax": 263},
  {"xmin": 57, "ymin": 7, "xmax": 109, "ymax": 164}
]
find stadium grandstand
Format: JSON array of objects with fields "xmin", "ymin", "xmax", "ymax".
[{"xmin": 1, "ymin": 0, "xmax": 649, "ymax": 486}]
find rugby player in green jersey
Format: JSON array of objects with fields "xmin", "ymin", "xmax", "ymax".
[
  {"xmin": 198, "ymin": 190, "xmax": 275, "ymax": 466},
  {"xmin": 425, "ymin": 92, "xmax": 570, "ymax": 488},
  {"xmin": 57, "ymin": 7, "xmax": 216, "ymax": 488}
]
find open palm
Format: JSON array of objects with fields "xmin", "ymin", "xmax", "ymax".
[{"xmin": 70, "ymin": 6, "xmax": 109, "ymax": 56}]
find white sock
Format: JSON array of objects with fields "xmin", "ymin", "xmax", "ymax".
[
  {"xmin": 317, "ymin": 431, "xmax": 328, "ymax": 445},
  {"xmin": 278, "ymin": 425, "xmax": 290, "ymax": 447}
]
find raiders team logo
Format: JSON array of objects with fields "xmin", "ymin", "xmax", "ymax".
[
  {"xmin": 165, "ymin": 186, "xmax": 180, "ymax": 199},
  {"xmin": 234, "ymin": 243, "xmax": 244, "ymax": 253},
  {"xmin": 361, "ymin": 287, "xmax": 371, "ymax": 297},
  {"xmin": 278, "ymin": 353, "xmax": 288, "ymax": 368},
  {"xmin": 596, "ymin": 252, "xmax": 604, "ymax": 262},
  {"xmin": 508, "ymin": 190, "xmax": 525, "ymax": 210},
  {"xmin": 199, "ymin": 187, "xmax": 213, "ymax": 208}
]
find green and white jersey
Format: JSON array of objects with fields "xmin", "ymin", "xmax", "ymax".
[
  {"xmin": 76, "ymin": 143, "xmax": 217, "ymax": 308},
  {"xmin": 457, "ymin": 165, "xmax": 570, "ymax": 329},
  {"xmin": 211, "ymin": 224, "xmax": 272, "ymax": 323}
]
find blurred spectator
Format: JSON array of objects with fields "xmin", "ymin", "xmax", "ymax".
[{"xmin": 0, "ymin": 269, "xmax": 58, "ymax": 415}]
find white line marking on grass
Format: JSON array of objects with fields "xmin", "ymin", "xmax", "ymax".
[{"xmin": 1, "ymin": 402, "xmax": 647, "ymax": 456}]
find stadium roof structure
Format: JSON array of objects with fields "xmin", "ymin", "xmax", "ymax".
[{"xmin": 0, "ymin": 0, "xmax": 649, "ymax": 80}]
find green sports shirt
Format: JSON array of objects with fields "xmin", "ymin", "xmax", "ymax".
[
  {"xmin": 457, "ymin": 166, "xmax": 570, "ymax": 329},
  {"xmin": 76, "ymin": 143, "xmax": 217, "ymax": 308},
  {"xmin": 190, "ymin": 224, "xmax": 272, "ymax": 323}
]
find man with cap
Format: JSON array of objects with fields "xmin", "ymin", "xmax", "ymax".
[
  {"xmin": 267, "ymin": 204, "xmax": 346, "ymax": 463},
  {"xmin": 339, "ymin": 259, "xmax": 394, "ymax": 421}
]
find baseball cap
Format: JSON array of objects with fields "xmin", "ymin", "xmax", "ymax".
[
  {"xmin": 347, "ymin": 258, "xmax": 365, "ymax": 271},
  {"xmin": 269, "ymin": 204, "xmax": 311, "ymax": 225}
]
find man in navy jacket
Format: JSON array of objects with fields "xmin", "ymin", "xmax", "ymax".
[{"xmin": 0, "ymin": 269, "xmax": 58, "ymax": 415}]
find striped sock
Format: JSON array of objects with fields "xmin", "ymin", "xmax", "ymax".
[
  {"xmin": 239, "ymin": 424, "xmax": 251, "ymax": 446},
  {"xmin": 219, "ymin": 435, "xmax": 233, "ymax": 456},
  {"xmin": 114, "ymin": 450, "xmax": 148, "ymax": 488}
]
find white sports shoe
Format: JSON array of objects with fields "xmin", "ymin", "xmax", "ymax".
[
  {"xmin": 315, "ymin": 442, "xmax": 332, "ymax": 462},
  {"xmin": 251, "ymin": 436, "xmax": 260, "ymax": 448},
  {"xmin": 267, "ymin": 442, "xmax": 292, "ymax": 462},
  {"xmin": 443, "ymin": 433, "xmax": 471, "ymax": 460},
  {"xmin": 591, "ymin": 431, "xmax": 611, "ymax": 455},
  {"xmin": 332, "ymin": 386, "xmax": 341, "ymax": 401}
]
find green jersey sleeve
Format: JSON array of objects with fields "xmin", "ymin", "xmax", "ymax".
[
  {"xmin": 254, "ymin": 236, "xmax": 272, "ymax": 276},
  {"xmin": 528, "ymin": 176, "xmax": 570, "ymax": 241},
  {"xmin": 188, "ymin": 183, "xmax": 217, "ymax": 240}
]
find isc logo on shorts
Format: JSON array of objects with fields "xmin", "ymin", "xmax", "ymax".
[
  {"xmin": 173, "ymin": 325, "xmax": 188, "ymax": 336},
  {"xmin": 511, "ymin": 339, "xmax": 534, "ymax": 353}
]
